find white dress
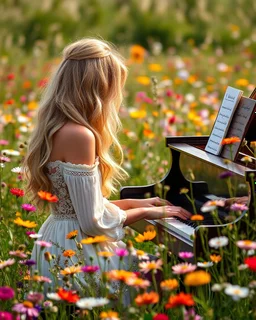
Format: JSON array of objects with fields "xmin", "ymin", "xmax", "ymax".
[{"xmin": 31, "ymin": 158, "xmax": 134, "ymax": 295}]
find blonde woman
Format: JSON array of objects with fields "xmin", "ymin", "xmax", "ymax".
[{"xmin": 24, "ymin": 38, "xmax": 191, "ymax": 296}]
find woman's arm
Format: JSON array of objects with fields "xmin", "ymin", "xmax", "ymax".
[{"xmin": 110, "ymin": 197, "xmax": 172, "ymax": 210}]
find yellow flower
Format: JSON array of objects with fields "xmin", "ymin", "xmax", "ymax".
[
  {"xmin": 235, "ymin": 78, "xmax": 249, "ymax": 87},
  {"xmin": 180, "ymin": 188, "xmax": 189, "ymax": 194},
  {"xmin": 81, "ymin": 235, "xmax": 108, "ymax": 245},
  {"xmin": 27, "ymin": 101, "xmax": 38, "ymax": 110},
  {"xmin": 100, "ymin": 311, "xmax": 120, "ymax": 319},
  {"xmin": 250, "ymin": 141, "xmax": 256, "ymax": 149},
  {"xmin": 184, "ymin": 270, "xmax": 211, "ymax": 286},
  {"xmin": 15, "ymin": 212, "xmax": 22, "ymax": 217},
  {"xmin": 13, "ymin": 217, "xmax": 37, "ymax": 228},
  {"xmin": 148, "ymin": 63, "xmax": 162, "ymax": 72},
  {"xmin": 60, "ymin": 265, "xmax": 82, "ymax": 276},
  {"xmin": 241, "ymin": 156, "xmax": 253, "ymax": 163},
  {"xmin": 66, "ymin": 230, "xmax": 78, "ymax": 240},
  {"xmin": 63, "ymin": 250, "xmax": 76, "ymax": 257},
  {"xmin": 160, "ymin": 279, "xmax": 179, "ymax": 291},
  {"xmin": 129, "ymin": 109, "xmax": 147, "ymax": 119},
  {"xmin": 136, "ymin": 76, "xmax": 151, "ymax": 86},
  {"xmin": 130, "ymin": 45, "xmax": 146, "ymax": 63},
  {"xmin": 98, "ymin": 251, "xmax": 114, "ymax": 258},
  {"xmin": 135, "ymin": 230, "xmax": 156, "ymax": 243}
]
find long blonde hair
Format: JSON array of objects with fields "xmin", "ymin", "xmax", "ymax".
[{"xmin": 24, "ymin": 38, "xmax": 128, "ymax": 202}]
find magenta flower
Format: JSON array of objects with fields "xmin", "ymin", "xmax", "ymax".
[
  {"xmin": 178, "ymin": 251, "xmax": 194, "ymax": 259},
  {"xmin": 12, "ymin": 301, "xmax": 39, "ymax": 317},
  {"xmin": 0, "ymin": 140, "xmax": 9, "ymax": 145},
  {"xmin": 81, "ymin": 265, "xmax": 100, "ymax": 273},
  {"xmin": 219, "ymin": 171, "xmax": 234, "ymax": 179},
  {"xmin": 19, "ymin": 259, "xmax": 36, "ymax": 266},
  {"xmin": 35, "ymin": 240, "xmax": 52, "ymax": 248},
  {"xmin": 0, "ymin": 311, "xmax": 13, "ymax": 320},
  {"xmin": 0, "ymin": 286, "xmax": 15, "ymax": 300},
  {"xmin": 115, "ymin": 248, "xmax": 129, "ymax": 257},
  {"xmin": 230, "ymin": 203, "xmax": 248, "ymax": 211},
  {"xmin": 172, "ymin": 262, "xmax": 197, "ymax": 274},
  {"xmin": 21, "ymin": 204, "xmax": 36, "ymax": 212},
  {"xmin": 27, "ymin": 292, "xmax": 44, "ymax": 304},
  {"xmin": 26, "ymin": 231, "xmax": 36, "ymax": 237}
]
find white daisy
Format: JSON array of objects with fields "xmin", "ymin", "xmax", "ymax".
[
  {"xmin": 11, "ymin": 167, "xmax": 23, "ymax": 173},
  {"xmin": 209, "ymin": 236, "xmax": 229, "ymax": 249},
  {"xmin": 1, "ymin": 149, "xmax": 20, "ymax": 156},
  {"xmin": 29, "ymin": 233, "xmax": 42, "ymax": 239},
  {"xmin": 76, "ymin": 297, "xmax": 109, "ymax": 310},
  {"xmin": 46, "ymin": 293, "xmax": 61, "ymax": 301},
  {"xmin": 224, "ymin": 285, "xmax": 249, "ymax": 301},
  {"xmin": 197, "ymin": 261, "xmax": 214, "ymax": 268}
]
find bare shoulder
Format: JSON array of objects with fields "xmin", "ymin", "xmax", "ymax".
[{"xmin": 52, "ymin": 122, "xmax": 96, "ymax": 165}]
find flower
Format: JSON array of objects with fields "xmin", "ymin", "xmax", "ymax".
[
  {"xmin": 63, "ymin": 250, "xmax": 76, "ymax": 257},
  {"xmin": 100, "ymin": 310, "xmax": 120, "ymax": 320},
  {"xmin": 184, "ymin": 308, "xmax": 202, "ymax": 320},
  {"xmin": 115, "ymin": 248, "xmax": 129, "ymax": 257},
  {"xmin": 219, "ymin": 171, "xmax": 234, "ymax": 179},
  {"xmin": 81, "ymin": 265, "xmax": 100, "ymax": 273},
  {"xmin": 201, "ymin": 199, "xmax": 225, "ymax": 212},
  {"xmin": 135, "ymin": 291, "xmax": 159, "ymax": 306},
  {"xmin": 241, "ymin": 155, "xmax": 253, "ymax": 163},
  {"xmin": 178, "ymin": 251, "xmax": 194, "ymax": 259},
  {"xmin": 21, "ymin": 204, "xmax": 36, "ymax": 212},
  {"xmin": 44, "ymin": 252, "xmax": 52, "ymax": 262},
  {"xmin": 66, "ymin": 230, "xmax": 78, "ymax": 239},
  {"xmin": 26, "ymin": 292, "xmax": 44, "ymax": 304},
  {"xmin": 180, "ymin": 188, "xmax": 189, "ymax": 194},
  {"xmin": 28, "ymin": 233, "xmax": 42, "ymax": 239},
  {"xmin": 11, "ymin": 167, "xmax": 23, "ymax": 173},
  {"xmin": 130, "ymin": 45, "xmax": 146, "ymax": 63},
  {"xmin": 244, "ymin": 256, "xmax": 256, "ymax": 271},
  {"xmin": 221, "ymin": 136, "xmax": 240, "ymax": 145},
  {"xmin": 35, "ymin": 240, "xmax": 52, "ymax": 248},
  {"xmin": 13, "ymin": 217, "xmax": 37, "ymax": 228},
  {"xmin": 60, "ymin": 266, "xmax": 82, "ymax": 276},
  {"xmin": 237, "ymin": 240, "xmax": 256, "ymax": 250},
  {"xmin": 57, "ymin": 288, "xmax": 80, "ymax": 303},
  {"xmin": 224, "ymin": 285, "xmax": 249, "ymax": 301},
  {"xmin": 209, "ymin": 236, "xmax": 229, "ymax": 249},
  {"xmin": 106, "ymin": 270, "xmax": 136, "ymax": 282},
  {"xmin": 9, "ymin": 250, "xmax": 27, "ymax": 259},
  {"xmin": 0, "ymin": 311, "xmax": 13, "ymax": 320},
  {"xmin": 139, "ymin": 259, "xmax": 163, "ymax": 274},
  {"xmin": 81, "ymin": 235, "xmax": 108, "ymax": 244},
  {"xmin": 135, "ymin": 230, "xmax": 156, "ymax": 242},
  {"xmin": 1, "ymin": 149, "xmax": 20, "ymax": 156},
  {"xmin": 197, "ymin": 261, "xmax": 214, "ymax": 268},
  {"xmin": 210, "ymin": 254, "xmax": 222, "ymax": 263},
  {"xmin": 19, "ymin": 259, "xmax": 36, "ymax": 266},
  {"xmin": 46, "ymin": 293, "xmax": 62, "ymax": 301},
  {"xmin": 0, "ymin": 259, "xmax": 15, "ymax": 269},
  {"xmin": 230, "ymin": 203, "xmax": 248, "ymax": 211},
  {"xmin": 184, "ymin": 270, "xmax": 211, "ymax": 286},
  {"xmin": 10, "ymin": 188, "xmax": 25, "ymax": 197},
  {"xmin": 160, "ymin": 279, "xmax": 179, "ymax": 291},
  {"xmin": 172, "ymin": 262, "xmax": 197, "ymax": 274},
  {"xmin": 0, "ymin": 286, "xmax": 15, "ymax": 300},
  {"xmin": 136, "ymin": 76, "xmax": 151, "ymax": 86},
  {"xmin": 98, "ymin": 251, "xmax": 114, "ymax": 258},
  {"xmin": 153, "ymin": 314, "xmax": 169, "ymax": 320},
  {"xmin": 165, "ymin": 292, "xmax": 195, "ymax": 309},
  {"xmin": 190, "ymin": 214, "xmax": 204, "ymax": 221},
  {"xmin": 76, "ymin": 297, "xmax": 109, "ymax": 309},
  {"xmin": 125, "ymin": 277, "xmax": 150, "ymax": 289},
  {"xmin": 38, "ymin": 190, "xmax": 58, "ymax": 202},
  {"xmin": 12, "ymin": 301, "xmax": 39, "ymax": 317}
]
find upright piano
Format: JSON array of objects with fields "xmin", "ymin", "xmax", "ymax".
[{"xmin": 120, "ymin": 132, "xmax": 256, "ymax": 260}]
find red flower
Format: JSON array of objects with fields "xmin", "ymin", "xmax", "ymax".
[
  {"xmin": 221, "ymin": 136, "xmax": 240, "ymax": 145},
  {"xmin": 153, "ymin": 314, "xmax": 169, "ymax": 320},
  {"xmin": 244, "ymin": 256, "xmax": 256, "ymax": 272},
  {"xmin": 38, "ymin": 78, "xmax": 48, "ymax": 88},
  {"xmin": 57, "ymin": 288, "xmax": 80, "ymax": 303},
  {"xmin": 10, "ymin": 188, "xmax": 25, "ymax": 197},
  {"xmin": 38, "ymin": 191, "xmax": 58, "ymax": 202},
  {"xmin": 7, "ymin": 73, "xmax": 15, "ymax": 80},
  {"xmin": 165, "ymin": 292, "xmax": 195, "ymax": 309}
]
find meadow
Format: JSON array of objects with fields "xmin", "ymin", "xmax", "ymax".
[{"xmin": 1, "ymin": 1, "xmax": 256, "ymax": 319}]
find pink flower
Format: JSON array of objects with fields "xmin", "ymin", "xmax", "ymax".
[
  {"xmin": 12, "ymin": 301, "xmax": 39, "ymax": 317},
  {"xmin": 9, "ymin": 250, "xmax": 27, "ymax": 259},
  {"xmin": 0, "ymin": 156, "xmax": 10, "ymax": 163},
  {"xmin": 0, "ymin": 140, "xmax": 9, "ymax": 145},
  {"xmin": 139, "ymin": 259, "xmax": 163, "ymax": 274},
  {"xmin": 35, "ymin": 240, "xmax": 52, "ymax": 248},
  {"xmin": 21, "ymin": 204, "xmax": 36, "ymax": 212},
  {"xmin": 81, "ymin": 265, "xmax": 100, "ymax": 273},
  {"xmin": 230, "ymin": 203, "xmax": 248, "ymax": 211},
  {"xmin": 26, "ymin": 292, "xmax": 44, "ymax": 304},
  {"xmin": 0, "ymin": 286, "xmax": 15, "ymax": 300},
  {"xmin": 236, "ymin": 240, "xmax": 256, "ymax": 250},
  {"xmin": 0, "ymin": 311, "xmax": 13, "ymax": 320},
  {"xmin": 184, "ymin": 308, "xmax": 202, "ymax": 320},
  {"xmin": 172, "ymin": 262, "xmax": 197, "ymax": 274},
  {"xmin": 115, "ymin": 248, "xmax": 129, "ymax": 257},
  {"xmin": 178, "ymin": 251, "xmax": 194, "ymax": 259},
  {"xmin": 0, "ymin": 259, "xmax": 15, "ymax": 269}
]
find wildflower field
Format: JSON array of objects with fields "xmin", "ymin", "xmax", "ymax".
[{"xmin": 1, "ymin": 1, "xmax": 256, "ymax": 319}]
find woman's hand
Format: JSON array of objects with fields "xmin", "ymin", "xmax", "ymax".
[
  {"xmin": 225, "ymin": 196, "xmax": 249, "ymax": 208},
  {"xmin": 129, "ymin": 197, "xmax": 172, "ymax": 209},
  {"xmin": 145, "ymin": 205, "xmax": 192, "ymax": 221}
]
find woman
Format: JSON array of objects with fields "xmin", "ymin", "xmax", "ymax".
[{"xmin": 23, "ymin": 38, "xmax": 191, "ymax": 295}]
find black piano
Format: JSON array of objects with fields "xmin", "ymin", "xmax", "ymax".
[{"xmin": 120, "ymin": 134, "xmax": 256, "ymax": 260}]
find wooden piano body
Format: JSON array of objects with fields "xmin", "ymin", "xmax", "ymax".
[{"xmin": 120, "ymin": 136, "xmax": 256, "ymax": 260}]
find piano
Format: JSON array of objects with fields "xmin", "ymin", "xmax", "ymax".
[{"xmin": 120, "ymin": 135, "xmax": 256, "ymax": 260}]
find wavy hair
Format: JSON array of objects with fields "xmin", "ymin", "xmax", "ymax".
[{"xmin": 24, "ymin": 38, "xmax": 128, "ymax": 203}]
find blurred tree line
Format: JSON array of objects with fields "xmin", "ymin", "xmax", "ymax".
[{"xmin": 0, "ymin": 0, "xmax": 256, "ymax": 56}]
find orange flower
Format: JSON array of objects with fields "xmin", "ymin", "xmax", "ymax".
[
  {"xmin": 136, "ymin": 76, "xmax": 151, "ymax": 86},
  {"xmin": 106, "ymin": 270, "xmax": 136, "ymax": 282},
  {"xmin": 135, "ymin": 230, "xmax": 156, "ymax": 243},
  {"xmin": 190, "ymin": 215, "xmax": 204, "ymax": 221},
  {"xmin": 184, "ymin": 270, "xmax": 211, "ymax": 286},
  {"xmin": 13, "ymin": 217, "xmax": 37, "ymax": 228},
  {"xmin": 160, "ymin": 279, "xmax": 179, "ymax": 291},
  {"xmin": 60, "ymin": 266, "xmax": 82, "ymax": 276},
  {"xmin": 100, "ymin": 311, "xmax": 119, "ymax": 319},
  {"xmin": 63, "ymin": 250, "xmax": 76, "ymax": 257},
  {"xmin": 98, "ymin": 251, "xmax": 114, "ymax": 258},
  {"xmin": 57, "ymin": 288, "xmax": 80, "ymax": 303},
  {"xmin": 135, "ymin": 291, "xmax": 159, "ymax": 306},
  {"xmin": 81, "ymin": 235, "xmax": 108, "ymax": 245},
  {"xmin": 210, "ymin": 254, "xmax": 222, "ymax": 263},
  {"xmin": 165, "ymin": 292, "xmax": 195, "ymax": 309},
  {"xmin": 130, "ymin": 45, "xmax": 146, "ymax": 63},
  {"xmin": 38, "ymin": 191, "xmax": 58, "ymax": 202},
  {"xmin": 66, "ymin": 230, "xmax": 78, "ymax": 239},
  {"xmin": 221, "ymin": 137, "xmax": 241, "ymax": 145}
]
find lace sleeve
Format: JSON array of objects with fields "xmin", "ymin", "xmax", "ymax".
[{"xmin": 62, "ymin": 162, "xmax": 126, "ymax": 241}]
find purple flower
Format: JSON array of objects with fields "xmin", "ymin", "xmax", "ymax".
[
  {"xmin": 21, "ymin": 204, "xmax": 36, "ymax": 212},
  {"xmin": 0, "ymin": 286, "xmax": 15, "ymax": 300},
  {"xmin": 230, "ymin": 203, "xmax": 248, "ymax": 212},
  {"xmin": 19, "ymin": 259, "xmax": 36, "ymax": 266},
  {"xmin": 178, "ymin": 251, "xmax": 194, "ymax": 259},
  {"xmin": 115, "ymin": 248, "xmax": 129, "ymax": 257},
  {"xmin": 81, "ymin": 265, "xmax": 100, "ymax": 273},
  {"xmin": 27, "ymin": 292, "xmax": 44, "ymax": 304},
  {"xmin": 219, "ymin": 171, "xmax": 234, "ymax": 179},
  {"xmin": 0, "ymin": 311, "xmax": 13, "ymax": 320},
  {"xmin": 12, "ymin": 301, "xmax": 39, "ymax": 317}
]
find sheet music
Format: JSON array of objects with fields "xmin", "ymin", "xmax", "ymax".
[
  {"xmin": 221, "ymin": 97, "xmax": 256, "ymax": 160},
  {"xmin": 205, "ymin": 86, "xmax": 243, "ymax": 155}
]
